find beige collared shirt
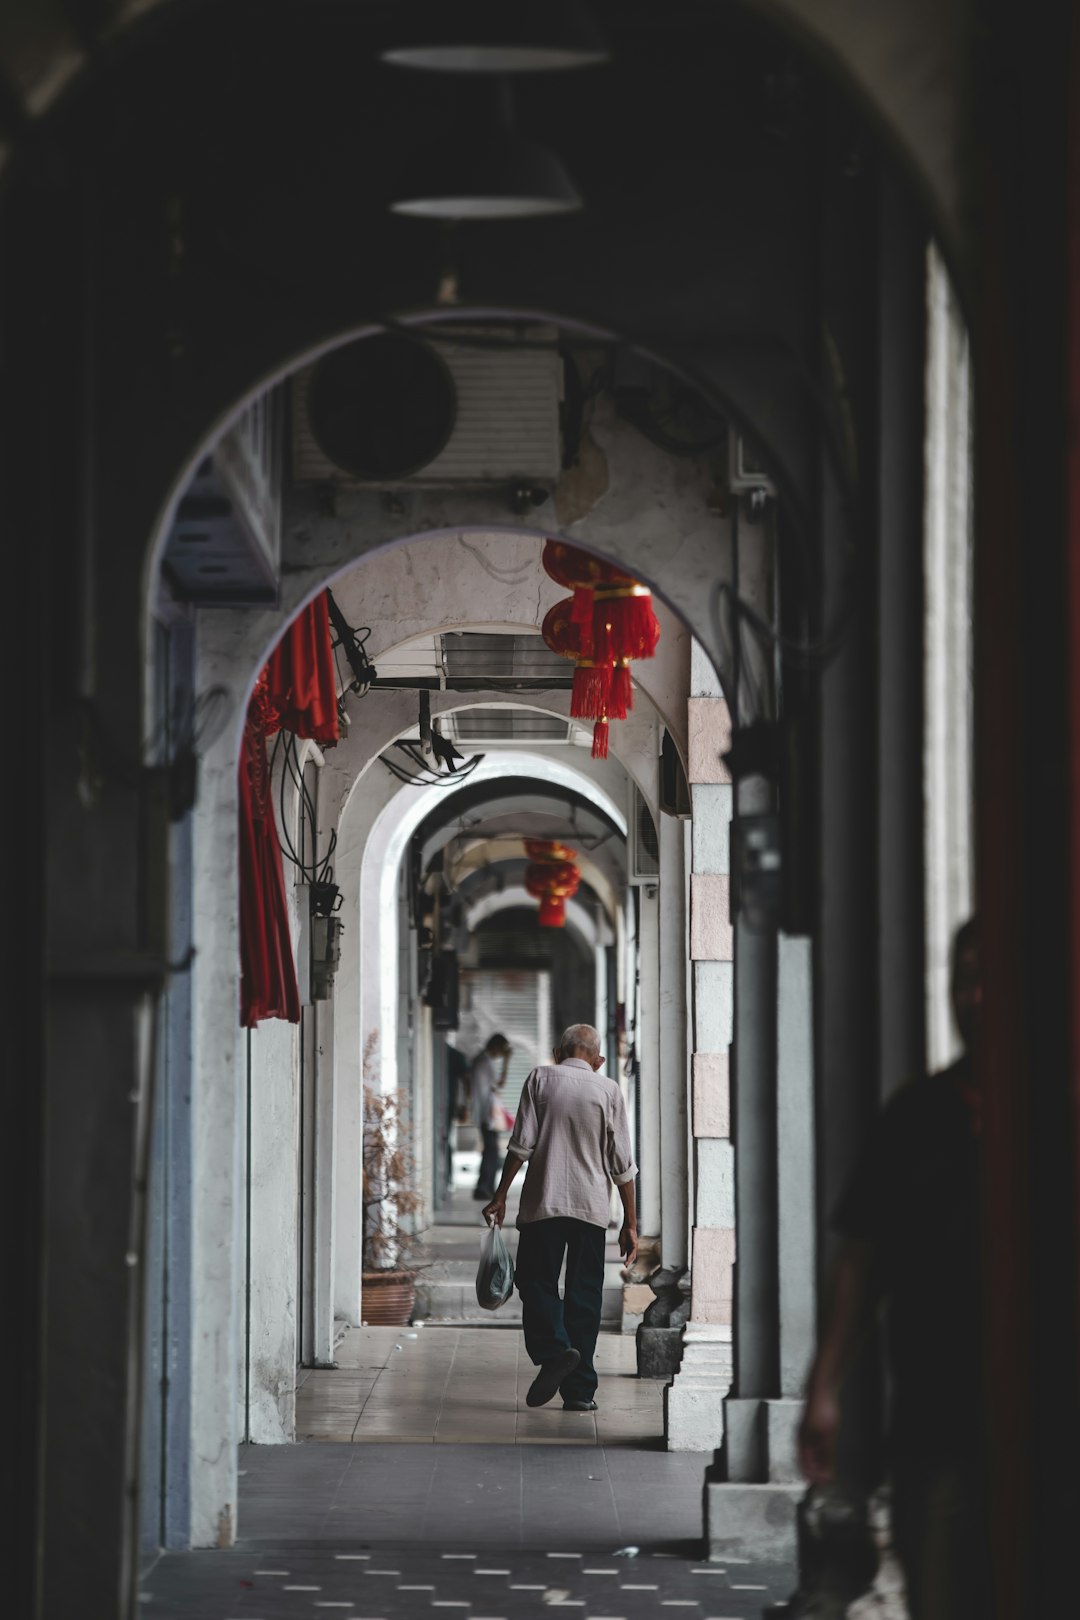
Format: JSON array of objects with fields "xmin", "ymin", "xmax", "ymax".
[{"xmin": 508, "ymin": 1058, "xmax": 637, "ymax": 1229}]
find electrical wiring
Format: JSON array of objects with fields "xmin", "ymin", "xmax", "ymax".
[
  {"xmin": 712, "ymin": 574, "xmax": 859, "ymax": 672},
  {"xmin": 381, "ymin": 741, "xmax": 484, "ymax": 788},
  {"xmin": 272, "ymin": 728, "xmax": 337, "ymax": 884}
]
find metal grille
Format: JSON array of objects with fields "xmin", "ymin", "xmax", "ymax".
[
  {"xmin": 628, "ymin": 786, "xmax": 661, "ymax": 882},
  {"xmin": 457, "ymin": 969, "xmax": 553, "ymax": 1119},
  {"xmin": 442, "ymin": 632, "xmax": 569, "ymax": 683},
  {"xmin": 446, "ymin": 708, "xmax": 571, "ymax": 743}
]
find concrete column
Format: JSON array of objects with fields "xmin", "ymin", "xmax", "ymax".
[
  {"xmin": 311, "ymin": 997, "xmax": 337, "ymax": 1364},
  {"xmin": 189, "ymin": 633, "xmax": 245, "ymax": 1547},
  {"xmin": 636, "ymin": 882, "xmax": 663, "ymax": 1239},
  {"xmin": 666, "ymin": 669, "xmax": 737, "ymax": 1451},
  {"xmin": 245, "ymin": 1019, "xmax": 300, "ymax": 1442},
  {"xmin": 766, "ymin": 934, "xmax": 816, "ymax": 1481},
  {"xmin": 331, "ymin": 793, "xmax": 365, "ymax": 1325},
  {"xmin": 880, "ymin": 171, "xmax": 930, "ymax": 1094},
  {"xmin": 923, "ymin": 240, "xmax": 972, "ymax": 1073},
  {"xmin": 658, "ymin": 810, "xmax": 689, "ymax": 1272}
]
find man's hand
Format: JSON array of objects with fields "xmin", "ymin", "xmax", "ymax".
[
  {"xmin": 798, "ymin": 1382, "xmax": 840, "ymax": 1485},
  {"xmin": 482, "ymin": 1195, "xmax": 506, "ymax": 1227},
  {"xmin": 618, "ymin": 1223, "xmax": 638, "ymax": 1267}
]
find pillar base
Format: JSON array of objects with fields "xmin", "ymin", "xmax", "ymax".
[
  {"xmin": 721, "ymin": 1395, "xmax": 805, "ymax": 1482},
  {"xmin": 702, "ymin": 1475, "xmax": 802, "ymax": 1566},
  {"xmin": 664, "ymin": 1323, "xmax": 732, "ymax": 1451}
]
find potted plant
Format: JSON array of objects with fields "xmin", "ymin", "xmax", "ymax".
[{"xmin": 362, "ymin": 1033, "xmax": 425, "ymax": 1325}]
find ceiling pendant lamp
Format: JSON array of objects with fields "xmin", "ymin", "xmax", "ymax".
[
  {"xmin": 389, "ymin": 80, "xmax": 582, "ymax": 221},
  {"xmin": 381, "ymin": 2, "xmax": 609, "ymax": 75}
]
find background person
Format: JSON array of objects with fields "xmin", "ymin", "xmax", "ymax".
[
  {"xmin": 482, "ymin": 1023, "xmax": 638, "ymax": 1412},
  {"xmin": 469, "ymin": 1032, "xmax": 512, "ymax": 1202},
  {"xmin": 798, "ymin": 920, "xmax": 985, "ymax": 1620}
]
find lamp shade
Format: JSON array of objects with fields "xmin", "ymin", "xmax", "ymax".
[
  {"xmin": 381, "ymin": 1, "xmax": 609, "ymax": 73},
  {"xmin": 390, "ymin": 128, "xmax": 582, "ymax": 220}
]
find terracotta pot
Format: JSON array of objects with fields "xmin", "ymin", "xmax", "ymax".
[{"xmin": 361, "ymin": 1270, "xmax": 416, "ymax": 1326}]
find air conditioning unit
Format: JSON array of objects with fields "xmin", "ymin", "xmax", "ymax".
[
  {"xmin": 728, "ymin": 431, "xmax": 776, "ymax": 495},
  {"xmin": 628, "ymin": 786, "xmax": 661, "ymax": 885},
  {"xmin": 291, "ymin": 325, "xmax": 563, "ymax": 489}
]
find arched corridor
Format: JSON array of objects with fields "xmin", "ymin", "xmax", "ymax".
[{"xmin": 5, "ymin": 5, "xmax": 1080, "ymax": 1619}]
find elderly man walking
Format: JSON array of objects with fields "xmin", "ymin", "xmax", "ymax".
[{"xmin": 483, "ymin": 1023, "xmax": 638, "ymax": 1412}]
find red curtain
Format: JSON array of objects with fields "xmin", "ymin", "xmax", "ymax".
[
  {"xmin": 239, "ymin": 592, "xmax": 340, "ymax": 1027},
  {"xmin": 262, "ymin": 590, "xmax": 341, "ymax": 741}
]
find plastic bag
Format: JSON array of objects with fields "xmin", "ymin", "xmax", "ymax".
[{"xmin": 476, "ymin": 1220, "xmax": 515, "ymax": 1311}]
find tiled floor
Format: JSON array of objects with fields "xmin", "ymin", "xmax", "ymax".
[
  {"xmin": 140, "ymin": 1540, "xmax": 791, "ymax": 1617},
  {"xmin": 141, "ymin": 1442, "xmax": 795, "ymax": 1616},
  {"xmin": 141, "ymin": 1324, "xmax": 797, "ymax": 1617},
  {"xmin": 296, "ymin": 1326, "xmax": 663, "ymax": 1447}
]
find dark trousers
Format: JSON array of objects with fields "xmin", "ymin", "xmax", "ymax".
[
  {"xmin": 476, "ymin": 1126, "xmax": 503, "ymax": 1199},
  {"xmin": 891, "ymin": 1455, "xmax": 987, "ymax": 1620},
  {"xmin": 516, "ymin": 1217, "xmax": 606, "ymax": 1403}
]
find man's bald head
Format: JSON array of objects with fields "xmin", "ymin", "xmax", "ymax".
[{"xmin": 559, "ymin": 1024, "xmax": 601, "ymax": 1062}]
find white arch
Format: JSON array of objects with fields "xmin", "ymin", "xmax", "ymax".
[
  {"xmin": 465, "ymin": 885, "xmax": 601, "ymax": 951},
  {"xmin": 331, "ymin": 749, "xmax": 629, "ymax": 1324}
]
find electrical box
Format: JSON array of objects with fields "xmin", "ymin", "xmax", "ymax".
[{"xmin": 296, "ymin": 881, "xmax": 343, "ymax": 1003}]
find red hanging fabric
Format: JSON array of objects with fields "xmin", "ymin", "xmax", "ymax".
[
  {"xmin": 239, "ymin": 680, "xmax": 301, "ymax": 1027},
  {"xmin": 263, "ymin": 591, "xmax": 341, "ymax": 743},
  {"xmin": 238, "ymin": 590, "xmax": 340, "ymax": 1026}
]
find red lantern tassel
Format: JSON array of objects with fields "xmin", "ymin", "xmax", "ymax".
[
  {"xmin": 594, "ymin": 589, "xmax": 660, "ymax": 663},
  {"xmin": 609, "ymin": 660, "xmax": 633, "ymax": 720},
  {"xmin": 591, "ymin": 719, "xmax": 610, "ymax": 760},
  {"xmin": 538, "ymin": 894, "xmax": 565, "ymax": 927},
  {"xmin": 571, "ymin": 586, "xmax": 595, "ymax": 658},
  {"xmin": 571, "ymin": 660, "xmax": 611, "ymax": 719}
]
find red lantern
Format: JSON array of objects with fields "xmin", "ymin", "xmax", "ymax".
[
  {"xmin": 543, "ymin": 540, "xmax": 635, "ymax": 659},
  {"xmin": 523, "ymin": 839, "xmax": 581, "ymax": 928},
  {"xmin": 592, "ymin": 581, "xmax": 661, "ymax": 665},
  {"xmin": 543, "ymin": 539, "xmax": 660, "ymax": 665},
  {"xmin": 541, "ymin": 598, "xmax": 613, "ymax": 721}
]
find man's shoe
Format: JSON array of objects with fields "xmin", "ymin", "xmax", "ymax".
[
  {"xmin": 525, "ymin": 1349, "xmax": 580, "ymax": 1408},
  {"xmin": 473, "ymin": 1189, "xmax": 490, "ymax": 1200},
  {"xmin": 562, "ymin": 1399, "xmax": 598, "ymax": 1412}
]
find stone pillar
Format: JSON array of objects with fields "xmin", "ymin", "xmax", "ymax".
[
  {"xmin": 246, "ymin": 1019, "xmax": 300, "ymax": 1442},
  {"xmin": 311, "ymin": 993, "xmax": 337, "ymax": 1365},
  {"xmin": 636, "ymin": 882, "xmax": 663, "ymax": 1240},
  {"xmin": 330, "ymin": 777, "xmax": 365, "ymax": 1326},
  {"xmin": 767, "ymin": 933, "xmax": 816, "ymax": 1481},
  {"xmin": 658, "ymin": 810, "xmax": 690, "ymax": 1272},
  {"xmin": 189, "ymin": 624, "xmax": 246, "ymax": 1547},
  {"xmin": 665, "ymin": 656, "xmax": 736, "ymax": 1451}
]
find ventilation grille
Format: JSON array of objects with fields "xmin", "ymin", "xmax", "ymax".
[
  {"xmin": 292, "ymin": 326, "xmax": 563, "ymax": 487},
  {"xmin": 445, "ymin": 708, "xmax": 572, "ymax": 744},
  {"xmin": 628, "ymin": 786, "xmax": 661, "ymax": 883},
  {"xmin": 442, "ymin": 633, "xmax": 570, "ymax": 683}
]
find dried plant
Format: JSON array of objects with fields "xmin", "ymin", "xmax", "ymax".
[{"xmin": 362, "ymin": 1031, "xmax": 426, "ymax": 1275}]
